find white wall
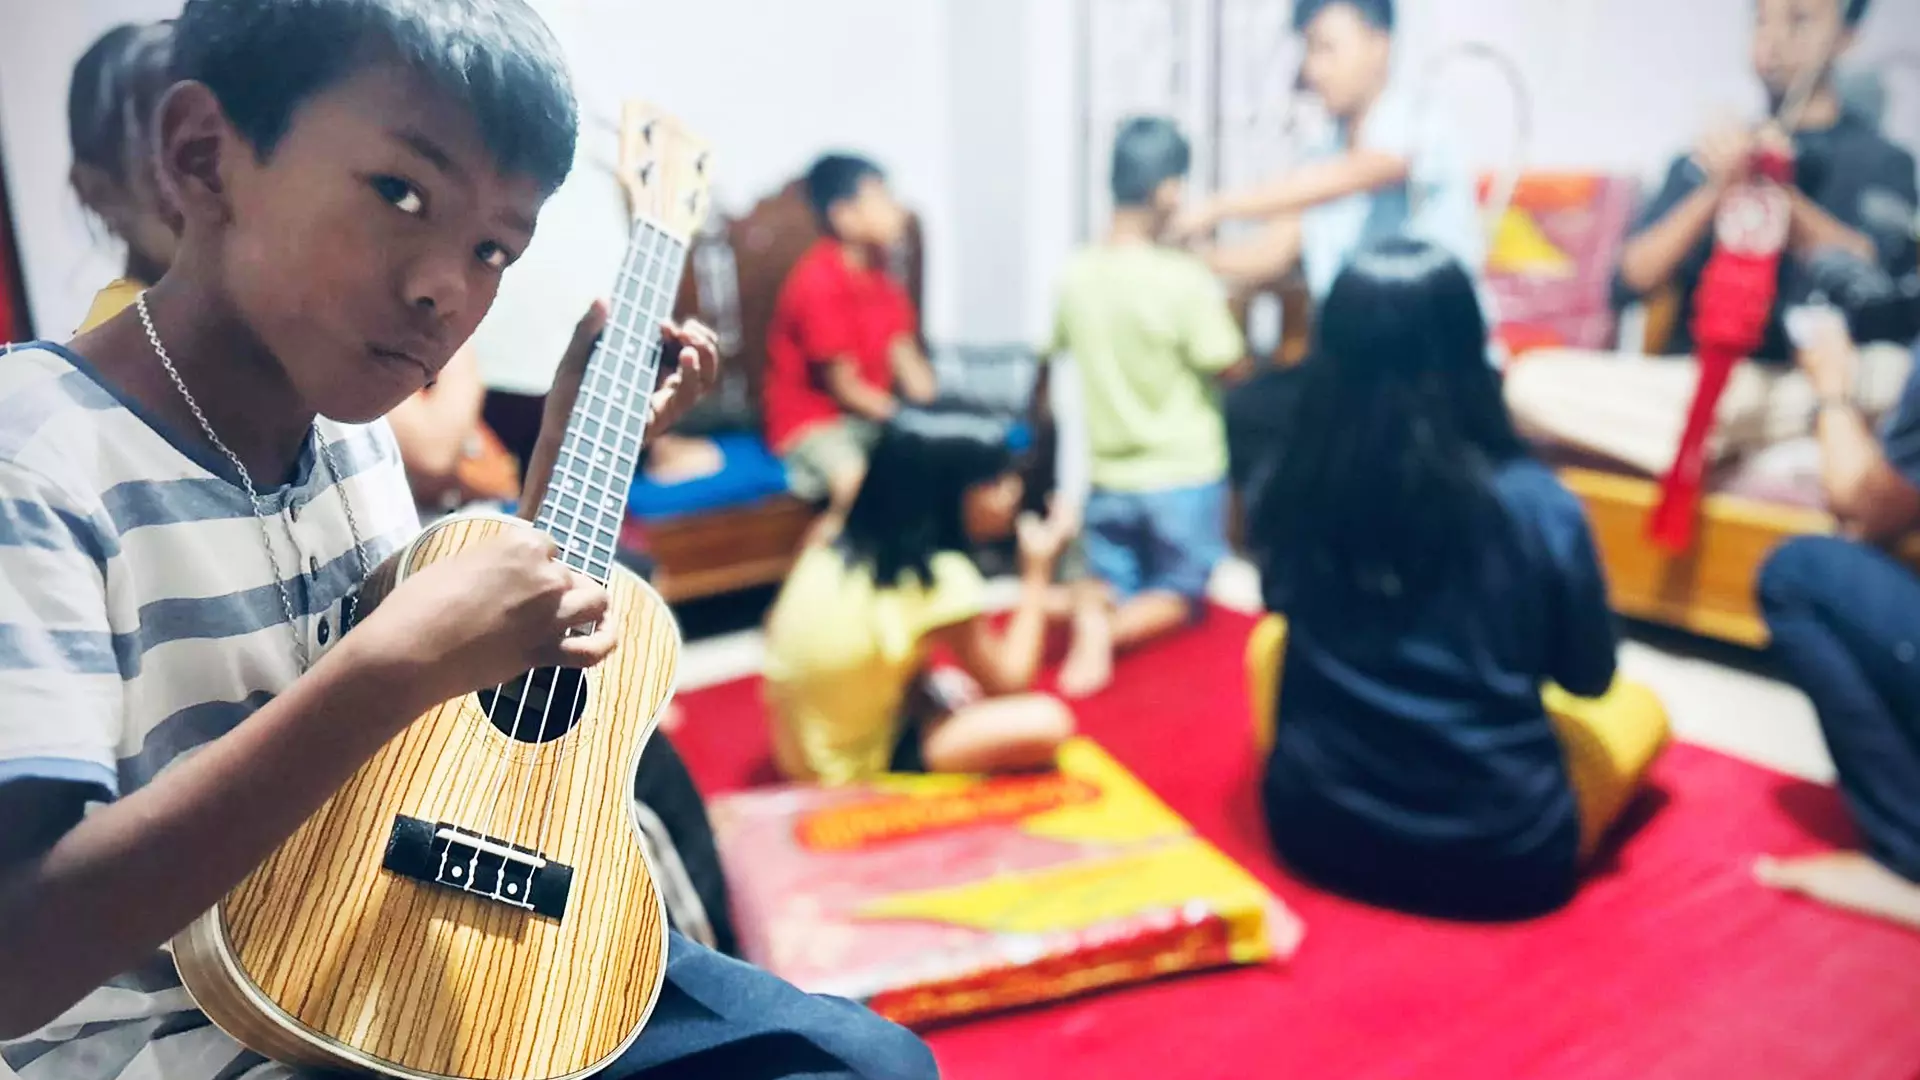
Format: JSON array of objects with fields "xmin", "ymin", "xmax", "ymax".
[
  {"xmin": 1003, "ymin": 0, "xmax": 1920, "ymax": 350},
  {"xmin": 3, "ymin": 0, "xmax": 1917, "ymax": 351},
  {"xmin": 1391, "ymin": 0, "xmax": 1920, "ymax": 180},
  {"xmin": 0, "ymin": 0, "xmax": 958, "ymax": 345}
]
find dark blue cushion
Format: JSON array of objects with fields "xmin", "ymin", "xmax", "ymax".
[{"xmin": 626, "ymin": 433, "xmax": 792, "ymax": 521}]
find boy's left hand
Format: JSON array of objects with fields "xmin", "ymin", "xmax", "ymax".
[
  {"xmin": 518, "ymin": 302, "xmax": 723, "ymax": 519},
  {"xmin": 650, "ymin": 317, "xmax": 722, "ymax": 433}
]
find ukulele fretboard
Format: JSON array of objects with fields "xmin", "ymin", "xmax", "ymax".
[{"xmin": 535, "ymin": 218, "xmax": 688, "ymax": 582}]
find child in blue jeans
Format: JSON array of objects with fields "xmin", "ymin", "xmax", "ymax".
[{"xmin": 1045, "ymin": 117, "xmax": 1245, "ymax": 696}]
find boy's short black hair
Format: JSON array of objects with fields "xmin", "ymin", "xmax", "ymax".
[
  {"xmin": 171, "ymin": 0, "xmax": 577, "ymax": 195},
  {"xmin": 1844, "ymin": 0, "xmax": 1871, "ymax": 26},
  {"xmin": 1292, "ymin": 0, "xmax": 1395, "ymax": 33},
  {"xmin": 69, "ymin": 22, "xmax": 174, "ymax": 182},
  {"xmin": 1109, "ymin": 116, "xmax": 1190, "ymax": 207},
  {"xmin": 804, "ymin": 153, "xmax": 885, "ymax": 235}
]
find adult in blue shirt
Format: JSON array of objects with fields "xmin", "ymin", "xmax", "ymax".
[{"xmin": 1754, "ymin": 323, "xmax": 1920, "ymax": 930}]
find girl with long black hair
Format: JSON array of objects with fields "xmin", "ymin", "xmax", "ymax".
[{"xmin": 1246, "ymin": 238, "xmax": 1669, "ymax": 919}]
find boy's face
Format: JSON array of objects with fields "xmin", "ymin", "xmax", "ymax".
[
  {"xmin": 168, "ymin": 62, "xmax": 548, "ymax": 423},
  {"xmin": 1300, "ymin": 3, "xmax": 1392, "ymax": 120},
  {"xmin": 1753, "ymin": 0, "xmax": 1851, "ymax": 107},
  {"xmin": 830, "ymin": 175, "xmax": 909, "ymax": 251}
]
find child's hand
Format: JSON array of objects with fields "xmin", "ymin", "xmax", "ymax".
[
  {"xmin": 649, "ymin": 317, "xmax": 722, "ymax": 435},
  {"xmin": 1016, "ymin": 502, "xmax": 1072, "ymax": 578},
  {"xmin": 518, "ymin": 305, "xmax": 722, "ymax": 519},
  {"xmin": 357, "ymin": 528, "xmax": 616, "ymax": 709}
]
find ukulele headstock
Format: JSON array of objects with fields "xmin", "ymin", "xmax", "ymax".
[{"xmin": 617, "ymin": 101, "xmax": 713, "ymax": 241}]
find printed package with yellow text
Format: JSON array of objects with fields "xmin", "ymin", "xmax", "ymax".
[{"xmin": 710, "ymin": 738, "xmax": 1306, "ymax": 1027}]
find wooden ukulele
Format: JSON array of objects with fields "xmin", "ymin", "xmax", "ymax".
[{"xmin": 172, "ymin": 104, "xmax": 712, "ymax": 1080}]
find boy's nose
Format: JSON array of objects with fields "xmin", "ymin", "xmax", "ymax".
[{"xmin": 403, "ymin": 255, "xmax": 470, "ymax": 324}]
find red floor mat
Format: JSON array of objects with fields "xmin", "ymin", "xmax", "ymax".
[{"xmin": 671, "ymin": 609, "xmax": 1920, "ymax": 1080}]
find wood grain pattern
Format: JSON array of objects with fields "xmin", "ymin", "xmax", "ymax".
[
  {"xmin": 175, "ymin": 513, "xmax": 678, "ymax": 1080},
  {"xmin": 645, "ymin": 495, "xmax": 814, "ymax": 603},
  {"xmin": 1568, "ymin": 466, "xmax": 1920, "ymax": 648},
  {"xmin": 1562, "ymin": 466, "xmax": 1830, "ymax": 647}
]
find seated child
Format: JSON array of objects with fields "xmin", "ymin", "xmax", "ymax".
[
  {"xmin": 763, "ymin": 153, "xmax": 937, "ymax": 535},
  {"xmin": 1246, "ymin": 238, "xmax": 1669, "ymax": 920},
  {"xmin": 1, "ymin": 3, "xmax": 929, "ymax": 1075},
  {"xmin": 1045, "ymin": 116, "xmax": 1245, "ymax": 679},
  {"xmin": 1175, "ymin": 0, "xmax": 1485, "ymax": 309},
  {"xmin": 763, "ymin": 407, "xmax": 1076, "ymax": 785}
]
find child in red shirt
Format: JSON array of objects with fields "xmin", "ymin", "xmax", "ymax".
[{"xmin": 764, "ymin": 154, "xmax": 937, "ymax": 530}]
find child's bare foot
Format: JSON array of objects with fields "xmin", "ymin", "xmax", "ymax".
[
  {"xmin": 1058, "ymin": 640, "xmax": 1112, "ymax": 699},
  {"xmin": 1057, "ymin": 612, "xmax": 1114, "ymax": 699},
  {"xmin": 1754, "ymin": 851, "xmax": 1920, "ymax": 932}
]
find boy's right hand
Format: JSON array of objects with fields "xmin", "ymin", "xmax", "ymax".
[
  {"xmin": 357, "ymin": 528, "xmax": 616, "ymax": 711},
  {"xmin": 1694, "ymin": 125, "xmax": 1755, "ymax": 191}
]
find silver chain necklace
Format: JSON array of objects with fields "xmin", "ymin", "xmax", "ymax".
[{"xmin": 136, "ymin": 292, "xmax": 372, "ymax": 671}]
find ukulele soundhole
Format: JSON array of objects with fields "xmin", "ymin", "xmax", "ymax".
[{"xmin": 476, "ymin": 667, "xmax": 589, "ymax": 743}]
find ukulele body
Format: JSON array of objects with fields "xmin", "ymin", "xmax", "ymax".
[{"xmin": 173, "ymin": 511, "xmax": 678, "ymax": 1080}]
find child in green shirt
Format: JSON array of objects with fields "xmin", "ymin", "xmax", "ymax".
[{"xmin": 1044, "ymin": 117, "xmax": 1247, "ymax": 693}]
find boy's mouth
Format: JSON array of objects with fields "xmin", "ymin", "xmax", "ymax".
[{"xmin": 367, "ymin": 343, "xmax": 433, "ymax": 382}]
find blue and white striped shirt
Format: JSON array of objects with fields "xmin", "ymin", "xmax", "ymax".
[{"xmin": 0, "ymin": 341, "xmax": 419, "ymax": 1080}]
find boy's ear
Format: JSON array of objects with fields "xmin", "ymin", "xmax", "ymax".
[
  {"xmin": 1152, "ymin": 176, "xmax": 1185, "ymax": 212},
  {"xmin": 155, "ymin": 81, "xmax": 235, "ymax": 228},
  {"xmin": 825, "ymin": 200, "xmax": 856, "ymax": 239}
]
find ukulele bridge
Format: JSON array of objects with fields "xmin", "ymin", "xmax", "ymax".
[{"xmin": 382, "ymin": 815, "xmax": 573, "ymax": 920}]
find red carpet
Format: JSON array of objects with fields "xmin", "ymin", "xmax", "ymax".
[{"xmin": 672, "ymin": 609, "xmax": 1920, "ymax": 1080}]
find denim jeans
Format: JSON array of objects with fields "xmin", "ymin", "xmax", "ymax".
[
  {"xmin": 1758, "ymin": 536, "xmax": 1920, "ymax": 881},
  {"xmin": 596, "ymin": 931, "xmax": 937, "ymax": 1079}
]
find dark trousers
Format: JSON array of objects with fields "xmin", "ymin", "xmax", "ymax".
[
  {"xmin": 595, "ymin": 931, "xmax": 938, "ymax": 1079},
  {"xmin": 1758, "ymin": 536, "xmax": 1920, "ymax": 881}
]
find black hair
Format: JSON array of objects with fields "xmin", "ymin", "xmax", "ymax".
[
  {"xmin": 69, "ymin": 22, "xmax": 175, "ymax": 185},
  {"xmin": 1110, "ymin": 116, "xmax": 1190, "ymax": 207},
  {"xmin": 1248, "ymin": 238, "xmax": 1522, "ymax": 619},
  {"xmin": 1844, "ymin": 0, "xmax": 1870, "ymax": 26},
  {"xmin": 804, "ymin": 153, "xmax": 885, "ymax": 236},
  {"xmin": 838, "ymin": 407, "xmax": 1020, "ymax": 587},
  {"xmin": 1292, "ymin": 0, "xmax": 1395, "ymax": 33},
  {"xmin": 171, "ymin": 0, "xmax": 577, "ymax": 195}
]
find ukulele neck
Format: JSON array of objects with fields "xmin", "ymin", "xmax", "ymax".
[{"xmin": 533, "ymin": 217, "xmax": 688, "ymax": 583}]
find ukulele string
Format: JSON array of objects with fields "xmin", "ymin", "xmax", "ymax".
[
  {"xmin": 463, "ymin": 666, "xmax": 542, "ymax": 887},
  {"xmin": 520, "ymin": 193, "xmax": 668, "ymax": 853},
  {"xmin": 536, "ymin": 269, "xmax": 668, "ymax": 852},
  {"xmin": 527, "ymin": 152, "xmax": 681, "ymax": 853},
  {"xmin": 479, "ymin": 206, "xmax": 658, "ymax": 868}
]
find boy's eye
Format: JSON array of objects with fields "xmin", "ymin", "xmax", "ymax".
[
  {"xmin": 372, "ymin": 176, "xmax": 425, "ymax": 216},
  {"xmin": 476, "ymin": 241, "xmax": 512, "ymax": 271}
]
